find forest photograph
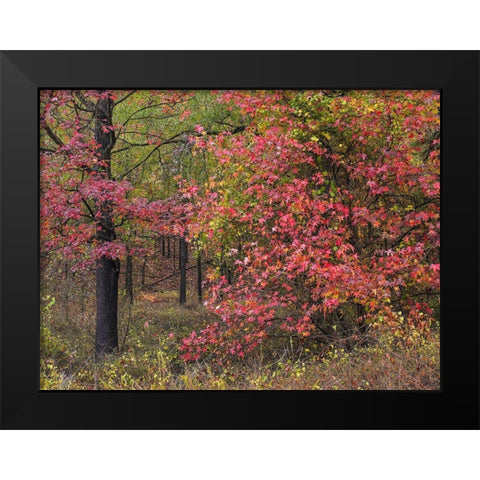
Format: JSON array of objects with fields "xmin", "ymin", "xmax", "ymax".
[{"xmin": 40, "ymin": 89, "xmax": 440, "ymax": 390}]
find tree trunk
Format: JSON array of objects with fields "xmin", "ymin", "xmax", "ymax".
[
  {"xmin": 125, "ymin": 250, "xmax": 134, "ymax": 305},
  {"xmin": 96, "ymin": 256, "xmax": 119, "ymax": 355},
  {"xmin": 172, "ymin": 237, "xmax": 176, "ymax": 270},
  {"xmin": 197, "ymin": 250, "xmax": 202, "ymax": 303},
  {"xmin": 141, "ymin": 257, "xmax": 146, "ymax": 288},
  {"xmin": 94, "ymin": 93, "xmax": 119, "ymax": 357},
  {"xmin": 123, "ymin": 249, "xmax": 134, "ymax": 352},
  {"xmin": 64, "ymin": 261, "xmax": 69, "ymax": 323},
  {"xmin": 179, "ymin": 236, "xmax": 187, "ymax": 305},
  {"xmin": 220, "ymin": 260, "xmax": 233, "ymax": 285}
]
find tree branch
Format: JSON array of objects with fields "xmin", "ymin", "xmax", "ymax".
[
  {"xmin": 114, "ymin": 90, "xmax": 138, "ymax": 106},
  {"xmin": 43, "ymin": 124, "xmax": 64, "ymax": 147}
]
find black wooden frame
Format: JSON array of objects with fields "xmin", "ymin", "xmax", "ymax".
[{"xmin": 1, "ymin": 51, "xmax": 478, "ymax": 429}]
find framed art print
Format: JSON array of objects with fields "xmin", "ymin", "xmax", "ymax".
[{"xmin": 1, "ymin": 51, "xmax": 478, "ymax": 429}]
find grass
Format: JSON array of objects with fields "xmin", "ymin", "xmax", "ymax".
[{"xmin": 40, "ymin": 289, "xmax": 440, "ymax": 390}]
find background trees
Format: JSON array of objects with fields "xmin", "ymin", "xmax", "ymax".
[{"xmin": 40, "ymin": 89, "xmax": 440, "ymax": 368}]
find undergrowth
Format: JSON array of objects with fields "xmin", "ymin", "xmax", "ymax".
[{"xmin": 40, "ymin": 290, "xmax": 440, "ymax": 390}]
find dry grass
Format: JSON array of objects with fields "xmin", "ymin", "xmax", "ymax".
[{"xmin": 40, "ymin": 289, "xmax": 440, "ymax": 390}]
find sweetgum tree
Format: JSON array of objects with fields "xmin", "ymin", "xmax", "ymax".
[
  {"xmin": 40, "ymin": 89, "xmax": 246, "ymax": 356},
  {"xmin": 181, "ymin": 90, "xmax": 440, "ymax": 361},
  {"xmin": 40, "ymin": 89, "xmax": 199, "ymax": 355}
]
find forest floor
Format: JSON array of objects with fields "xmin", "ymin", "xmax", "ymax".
[
  {"xmin": 40, "ymin": 283, "xmax": 440, "ymax": 390},
  {"xmin": 41, "ymin": 248, "xmax": 440, "ymax": 390}
]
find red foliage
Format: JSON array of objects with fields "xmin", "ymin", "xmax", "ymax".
[
  {"xmin": 40, "ymin": 90, "xmax": 192, "ymax": 271},
  {"xmin": 180, "ymin": 90, "xmax": 440, "ymax": 360},
  {"xmin": 40, "ymin": 89, "xmax": 440, "ymax": 361}
]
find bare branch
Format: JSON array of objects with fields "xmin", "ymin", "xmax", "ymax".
[{"xmin": 114, "ymin": 90, "xmax": 138, "ymax": 106}]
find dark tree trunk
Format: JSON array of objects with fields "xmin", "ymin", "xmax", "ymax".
[
  {"xmin": 96, "ymin": 256, "xmax": 120, "ymax": 355},
  {"xmin": 172, "ymin": 237, "xmax": 176, "ymax": 270},
  {"xmin": 125, "ymin": 250, "xmax": 134, "ymax": 305},
  {"xmin": 167, "ymin": 236, "xmax": 171, "ymax": 257},
  {"xmin": 141, "ymin": 257, "xmax": 146, "ymax": 288},
  {"xmin": 197, "ymin": 251, "xmax": 202, "ymax": 303},
  {"xmin": 162, "ymin": 236, "xmax": 166, "ymax": 256},
  {"xmin": 179, "ymin": 236, "xmax": 187, "ymax": 305},
  {"xmin": 220, "ymin": 260, "xmax": 233, "ymax": 285},
  {"xmin": 94, "ymin": 93, "xmax": 119, "ymax": 357},
  {"xmin": 64, "ymin": 261, "xmax": 69, "ymax": 323}
]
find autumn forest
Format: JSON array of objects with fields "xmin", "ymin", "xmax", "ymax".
[{"xmin": 40, "ymin": 89, "xmax": 440, "ymax": 390}]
